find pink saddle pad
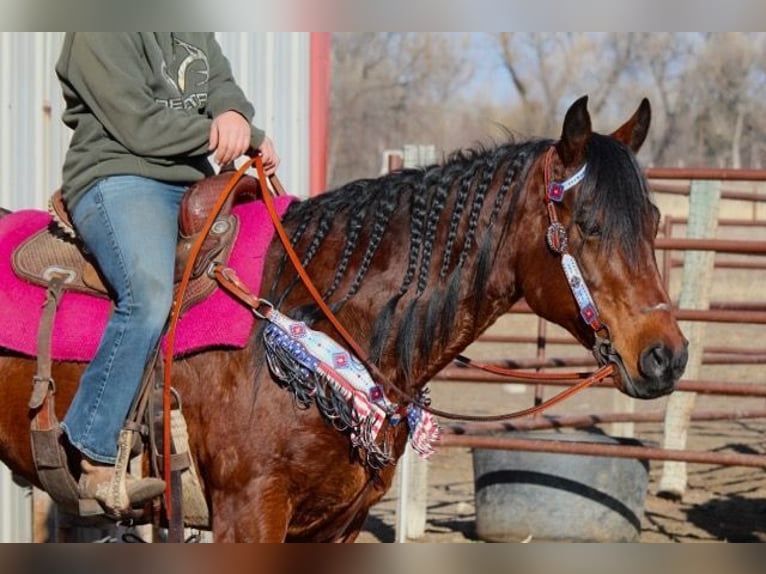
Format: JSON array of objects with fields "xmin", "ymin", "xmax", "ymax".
[{"xmin": 0, "ymin": 195, "xmax": 294, "ymax": 361}]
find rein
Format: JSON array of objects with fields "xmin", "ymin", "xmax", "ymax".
[
  {"xmin": 162, "ymin": 157, "xmax": 258, "ymax": 512},
  {"xmin": 210, "ymin": 153, "xmax": 616, "ymax": 425}
]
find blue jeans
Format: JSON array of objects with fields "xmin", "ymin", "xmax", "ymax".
[{"xmin": 61, "ymin": 176, "xmax": 187, "ymax": 464}]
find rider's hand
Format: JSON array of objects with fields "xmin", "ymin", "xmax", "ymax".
[
  {"xmin": 256, "ymin": 136, "xmax": 280, "ymax": 176},
  {"xmin": 208, "ymin": 110, "xmax": 251, "ymax": 165}
]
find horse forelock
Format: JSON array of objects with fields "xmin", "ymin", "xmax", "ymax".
[{"xmin": 576, "ymin": 133, "xmax": 656, "ymax": 266}]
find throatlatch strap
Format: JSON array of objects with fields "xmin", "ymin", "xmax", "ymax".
[{"xmin": 29, "ymin": 278, "xmax": 102, "ymax": 516}]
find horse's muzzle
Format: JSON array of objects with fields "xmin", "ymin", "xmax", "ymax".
[
  {"xmin": 595, "ymin": 335, "xmax": 688, "ymax": 399},
  {"xmin": 634, "ymin": 339, "xmax": 689, "ymax": 397}
]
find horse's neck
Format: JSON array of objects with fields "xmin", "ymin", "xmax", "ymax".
[
  {"xmin": 276, "ymin": 149, "xmax": 538, "ymax": 396},
  {"xmin": 368, "ymin": 239, "xmax": 521, "ymax": 392},
  {"xmin": 403, "ymin": 291, "xmax": 517, "ymax": 388}
]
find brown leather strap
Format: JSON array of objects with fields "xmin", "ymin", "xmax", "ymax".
[
  {"xmin": 28, "ymin": 278, "xmax": 61, "ymax": 411},
  {"xmin": 157, "ymin": 451, "xmax": 192, "ymax": 472},
  {"xmin": 255, "ymin": 160, "xmax": 391, "ymax": 389},
  {"xmin": 30, "ymin": 278, "xmax": 102, "ymax": 516},
  {"xmin": 454, "ymin": 354, "xmax": 606, "ymax": 381},
  {"xmin": 211, "ymin": 264, "xmax": 266, "ymax": 311},
  {"xmin": 162, "ymin": 157, "xmax": 258, "ymax": 516},
  {"xmin": 148, "ymin": 384, "xmax": 186, "ymax": 541},
  {"xmin": 424, "ymin": 363, "xmax": 615, "ymax": 422}
]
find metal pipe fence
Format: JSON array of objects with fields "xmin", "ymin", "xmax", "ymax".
[
  {"xmin": 430, "ymin": 167, "xmax": 766, "ymax": 463},
  {"xmin": 393, "ymin": 163, "xmax": 766, "ymax": 542}
]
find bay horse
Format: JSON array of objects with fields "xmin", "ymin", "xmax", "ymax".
[{"xmin": 0, "ymin": 96, "xmax": 687, "ymax": 542}]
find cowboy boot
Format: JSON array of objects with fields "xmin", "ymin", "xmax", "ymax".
[{"xmin": 79, "ymin": 459, "xmax": 165, "ymax": 518}]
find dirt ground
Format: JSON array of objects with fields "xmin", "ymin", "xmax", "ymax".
[{"xmin": 356, "ymin": 382, "xmax": 766, "ymax": 544}]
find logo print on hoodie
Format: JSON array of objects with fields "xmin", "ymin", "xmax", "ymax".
[{"xmin": 158, "ymin": 37, "xmax": 210, "ymax": 110}]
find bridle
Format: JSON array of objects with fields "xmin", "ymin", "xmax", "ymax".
[
  {"xmin": 204, "ymin": 151, "xmax": 620, "ymax": 428},
  {"xmin": 542, "ymin": 146, "xmax": 599, "ymax": 330},
  {"xmin": 541, "ymin": 145, "xmax": 630, "ymax": 384}
]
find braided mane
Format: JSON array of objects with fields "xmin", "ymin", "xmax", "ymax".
[{"xmin": 267, "ymin": 133, "xmax": 655, "ymax": 379}]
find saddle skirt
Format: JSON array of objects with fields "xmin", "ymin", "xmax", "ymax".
[{"xmin": 0, "ymin": 195, "xmax": 295, "ymax": 361}]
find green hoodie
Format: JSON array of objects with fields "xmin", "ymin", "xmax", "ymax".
[{"xmin": 56, "ymin": 32, "xmax": 266, "ymax": 210}]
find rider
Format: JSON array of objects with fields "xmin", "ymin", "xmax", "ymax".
[{"xmin": 56, "ymin": 33, "xmax": 280, "ymax": 517}]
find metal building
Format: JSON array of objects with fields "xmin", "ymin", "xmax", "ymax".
[{"xmin": 0, "ymin": 31, "xmax": 320, "ymax": 542}]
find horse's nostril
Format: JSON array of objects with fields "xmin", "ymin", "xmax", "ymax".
[
  {"xmin": 639, "ymin": 342, "xmax": 687, "ymax": 382},
  {"xmin": 639, "ymin": 343, "xmax": 671, "ymax": 379}
]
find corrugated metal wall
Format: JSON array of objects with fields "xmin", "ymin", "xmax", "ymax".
[
  {"xmin": 217, "ymin": 32, "xmax": 309, "ymax": 193},
  {"xmin": 0, "ymin": 31, "xmax": 310, "ymax": 543},
  {"xmin": 0, "ymin": 32, "xmax": 66, "ymax": 210},
  {"xmin": 0, "ymin": 32, "xmax": 309, "ymax": 209}
]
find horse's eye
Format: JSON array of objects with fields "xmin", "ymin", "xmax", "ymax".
[{"xmin": 576, "ymin": 221, "xmax": 602, "ymax": 238}]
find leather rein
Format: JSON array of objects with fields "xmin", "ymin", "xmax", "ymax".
[{"xmin": 200, "ymin": 151, "xmax": 618, "ymax": 427}]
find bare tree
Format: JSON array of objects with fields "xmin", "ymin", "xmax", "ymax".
[
  {"xmin": 490, "ymin": 33, "xmax": 640, "ymax": 137},
  {"xmin": 328, "ymin": 33, "xmax": 474, "ymax": 187},
  {"xmin": 328, "ymin": 32, "xmax": 766, "ymax": 188},
  {"xmin": 686, "ymin": 33, "xmax": 761, "ymax": 167}
]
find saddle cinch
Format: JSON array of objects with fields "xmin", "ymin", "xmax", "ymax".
[{"xmin": 14, "ymin": 171, "xmax": 262, "ymax": 525}]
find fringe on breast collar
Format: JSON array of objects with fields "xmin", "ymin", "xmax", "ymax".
[{"xmin": 262, "ymin": 309, "xmax": 439, "ymax": 469}]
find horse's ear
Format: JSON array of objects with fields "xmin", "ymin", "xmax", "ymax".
[
  {"xmin": 611, "ymin": 98, "xmax": 651, "ymax": 153},
  {"xmin": 558, "ymin": 95, "xmax": 592, "ymax": 166}
]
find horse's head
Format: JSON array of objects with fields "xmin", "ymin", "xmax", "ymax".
[{"xmin": 517, "ymin": 95, "xmax": 687, "ymax": 399}]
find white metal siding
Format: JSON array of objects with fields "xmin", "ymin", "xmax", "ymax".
[
  {"xmin": 0, "ymin": 31, "xmax": 310, "ymax": 543},
  {"xmin": 216, "ymin": 32, "xmax": 310, "ymax": 197},
  {"xmin": 1, "ymin": 32, "xmax": 67, "ymax": 211},
  {"xmin": 0, "ymin": 32, "xmax": 309, "ymax": 210}
]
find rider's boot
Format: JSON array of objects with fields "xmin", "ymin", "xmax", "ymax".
[{"xmin": 79, "ymin": 458, "xmax": 165, "ymax": 518}]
